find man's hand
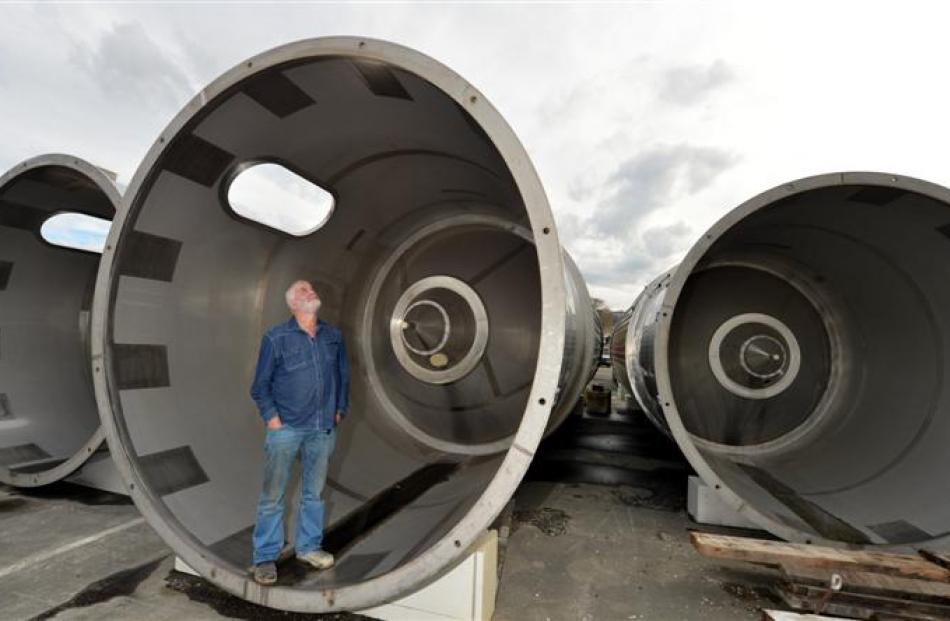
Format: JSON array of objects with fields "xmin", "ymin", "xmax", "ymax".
[
  {"xmin": 335, "ymin": 411, "xmax": 343, "ymax": 426},
  {"xmin": 267, "ymin": 416, "xmax": 283, "ymax": 430}
]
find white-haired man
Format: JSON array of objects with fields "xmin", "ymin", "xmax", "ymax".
[{"xmin": 249, "ymin": 280, "xmax": 349, "ymax": 585}]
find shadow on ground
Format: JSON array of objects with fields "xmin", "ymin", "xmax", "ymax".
[
  {"xmin": 524, "ymin": 399, "xmax": 691, "ymax": 513},
  {"xmin": 10, "ymin": 480, "xmax": 132, "ymax": 507},
  {"xmin": 164, "ymin": 570, "xmax": 371, "ymax": 620}
]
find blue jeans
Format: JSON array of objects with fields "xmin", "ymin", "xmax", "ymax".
[{"xmin": 252, "ymin": 426, "xmax": 335, "ymax": 565}]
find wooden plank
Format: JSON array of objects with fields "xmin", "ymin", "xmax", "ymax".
[
  {"xmin": 774, "ymin": 584, "xmax": 933, "ymax": 620},
  {"xmin": 762, "ymin": 611, "xmax": 849, "ymax": 621},
  {"xmin": 773, "ymin": 586, "xmax": 874, "ymax": 620},
  {"xmin": 691, "ymin": 532, "xmax": 950, "ymax": 583},
  {"xmin": 782, "ymin": 565, "xmax": 950, "ymax": 600},
  {"xmin": 919, "ymin": 549, "xmax": 950, "ymax": 571},
  {"xmin": 779, "ymin": 582, "xmax": 950, "ymax": 620}
]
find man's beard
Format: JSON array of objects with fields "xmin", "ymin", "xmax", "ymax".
[{"xmin": 301, "ymin": 298, "xmax": 321, "ymax": 314}]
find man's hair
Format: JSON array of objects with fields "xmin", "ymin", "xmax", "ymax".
[{"xmin": 285, "ymin": 280, "xmax": 311, "ymax": 309}]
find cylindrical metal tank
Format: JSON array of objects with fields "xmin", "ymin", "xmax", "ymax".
[
  {"xmin": 610, "ymin": 272, "xmax": 671, "ymax": 433},
  {"xmin": 613, "ymin": 172, "xmax": 950, "ymax": 548},
  {"xmin": 0, "ymin": 154, "xmax": 118, "ymax": 487},
  {"xmin": 91, "ymin": 37, "xmax": 599, "ymax": 612}
]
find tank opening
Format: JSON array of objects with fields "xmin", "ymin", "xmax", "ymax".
[
  {"xmin": 390, "ymin": 275, "xmax": 489, "ymax": 385},
  {"xmin": 226, "ymin": 162, "xmax": 334, "ymax": 236},
  {"xmin": 668, "ymin": 180, "xmax": 950, "ymax": 545},
  {"xmin": 0, "ymin": 161, "xmax": 115, "ymax": 486},
  {"xmin": 104, "ymin": 49, "xmax": 550, "ymax": 601},
  {"xmin": 40, "ymin": 212, "xmax": 110, "ymax": 253}
]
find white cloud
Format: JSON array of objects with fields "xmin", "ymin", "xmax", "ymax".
[
  {"xmin": 4, "ymin": 2, "xmax": 950, "ymax": 309},
  {"xmin": 659, "ymin": 60, "xmax": 734, "ymax": 106},
  {"xmin": 70, "ymin": 20, "xmax": 195, "ymax": 113}
]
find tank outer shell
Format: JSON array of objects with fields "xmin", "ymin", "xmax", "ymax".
[
  {"xmin": 0, "ymin": 153, "xmax": 119, "ymax": 488},
  {"xmin": 653, "ymin": 171, "xmax": 950, "ymax": 551},
  {"xmin": 90, "ymin": 37, "xmax": 568, "ymax": 612}
]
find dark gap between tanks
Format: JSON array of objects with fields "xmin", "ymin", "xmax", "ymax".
[
  {"xmin": 524, "ymin": 395, "xmax": 691, "ymax": 513},
  {"xmin": 31, "ymin": 556, "xmax": 166, "ymax": 621},
  {"xmin": 539, "ymin": 398, "xmax": 685, "ymax": 460},
  {"xmin": 524, "ymin": 386, "xmax": 773, "ymax": 542}
]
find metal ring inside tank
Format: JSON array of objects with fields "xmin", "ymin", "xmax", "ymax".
[
  {"xmin": 707, "ymin": 312, "xmax": 801, "ymax": 400},
  {"xmin": 389, "ymin": 275, "xmax": 489, "ymax": 384}
]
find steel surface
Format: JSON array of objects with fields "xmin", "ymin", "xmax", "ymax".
[
  {"xmin": 91, "ymin": 37, "xmax": 598, "ymax": 612},
  {"xmin": 0, "ymin": 154, "xmax": 118, "ymax": 487},
  {"xmin": 613, "ymin": 172, "xmax": 950, "ymax": 549}
]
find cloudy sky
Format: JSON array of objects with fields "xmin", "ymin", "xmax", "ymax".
[{"xmin": 3, "ymin": 1, "xmax": 950, "ymax": 308}]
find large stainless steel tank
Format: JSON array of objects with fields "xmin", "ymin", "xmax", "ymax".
[
  {"xmin": 613, "ymin": 172, "xmax": 950, "ymax": 549},
  {"xmin": 611, "ymin": 272, "xmax": 670, "ymax": 434},
  {"xmin": 0, "ymin": 154, "xmax": 118, "ymax": 487},
  {"xmin": 91, "ymin": 37, "xmax": 599, "ymax": 612}
]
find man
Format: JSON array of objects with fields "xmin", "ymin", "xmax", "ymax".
[{"xmin": 249, "ymin": 280, "xmax": 349, "ymax": 586}]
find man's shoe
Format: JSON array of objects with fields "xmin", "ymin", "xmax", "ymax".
[
  {"xmin": 253, "ymin": 561, "xmax": 277, "ymax": 585},
  {"xmin": 297, "ymin": 550, "xmax": 334, "ymax": 570}
]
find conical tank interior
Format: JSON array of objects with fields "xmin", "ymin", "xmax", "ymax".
[
  {"xmin": 104, "ymin": 54, "xmax": 548, "ymax": 590},
  {"xmin": 0, "ymin": 163, "xmax": 113, "ymax": 485},
  {"xmin": 668, "ymin": 181, "xmax": 950, "ymax": 545}
]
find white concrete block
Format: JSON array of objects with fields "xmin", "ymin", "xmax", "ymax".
[
  {"xmin": 688, "ymin": 475, "xmax": 758, "ymax": 529},
  {"xmin": 66, "ymin": 451, "xmax": 128, "ymax": 496},
  {"xmin": 175, "ymin": 529, "xmax": 499, "ymax": 620},
  {"xmin": 174, "ymin": 556, "xmax": 199, "ymax": 576},
  {"xmin": 362, "ymin": 530, "xmax": 498, "ymax": 621}
]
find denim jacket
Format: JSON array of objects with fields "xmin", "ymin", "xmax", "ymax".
[{"xmin": 250, "ymin": 317, "xmax": 350, "ymax": 430}]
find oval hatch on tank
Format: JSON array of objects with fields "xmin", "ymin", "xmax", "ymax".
[
  {"xmin": 40, "ymin": 212, "xmax": 111, "ymax": 253},
  {"xmin": 226, "ymin": 162, "xmax": 334, "ymax": 236}
]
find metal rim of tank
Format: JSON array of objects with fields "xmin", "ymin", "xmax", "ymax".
[
  {"xmin": 0, "ymin": 153, "xmax": 119, "ymax": 488},
  {"xmin": 653, "ymin": 171, "xmax": 950, "ymax": 548},
  {"xmin": 622, "ymin": 282, "xmax": 658, "ymax": 426},
  {"xmin": 89, "ymin": 37, "xmax": 567, "ymax": 612},
  {"xmin": 389, "ymin": 276, "xmax": 490, "ymax": 383}
]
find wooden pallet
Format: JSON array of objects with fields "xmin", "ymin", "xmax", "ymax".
[
  {"xmin": 762, "ymin": 611, "xmax": 850, "ymax": 621},
  {"xmin": 919, "ymin": 550, "xmax": 950, "ymax": 572},
  {"xmin": 692, "ymin": 532, "xmax": 950, "ymax": 620}
]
